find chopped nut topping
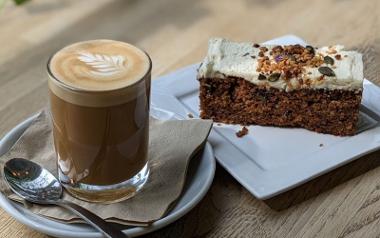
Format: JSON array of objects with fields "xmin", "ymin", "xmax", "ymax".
[
  {"xmin": 272, "ymin": 46, "xmax": 284, "ymax": 54},
  {"xmin": 253, "ymin": 43, "xmax": 260, "ymax": 48},
  {"xmin": 256, "ymin": 44, "xmax": 324, "ymax": 80},
  {"xmin": 305, "ymin": 78, "xmax": 311, "ymax": 86}
]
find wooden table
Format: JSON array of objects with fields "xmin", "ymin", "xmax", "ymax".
[{"xmin": 0, "ymin": 0, "xmax": 379, "ymax": 237}]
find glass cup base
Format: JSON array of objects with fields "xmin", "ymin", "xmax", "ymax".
[{"xmin": 59, "ymin": 163, "xmax": 150, "ymax": 204}]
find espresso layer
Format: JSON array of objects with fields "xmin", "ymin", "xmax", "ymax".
[{"xmin": 50, "ymin": 91, "xmax": 149, "ymax": 186}]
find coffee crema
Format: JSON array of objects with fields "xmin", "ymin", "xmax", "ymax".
[{"xmin": 49, "ymin": 39, "xmax": 151, "ymax": 107}]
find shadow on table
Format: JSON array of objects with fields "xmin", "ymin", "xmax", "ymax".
[
  {"xmin": 137, "ymin": 148, "xmax": 380, "ymax": 237},
  {"xmin": 264, "ymin": 149, "xmax": 380, "ymax": 210}
]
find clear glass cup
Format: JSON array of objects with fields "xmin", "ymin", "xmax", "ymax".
[{"xmin": 47, "ymin": 40, "xmax": 151, "ymax": 203}]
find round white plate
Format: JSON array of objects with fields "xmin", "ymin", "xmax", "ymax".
[{"xmin": 0, "ymin": 93, "xmax": 215, "ymax": 238}]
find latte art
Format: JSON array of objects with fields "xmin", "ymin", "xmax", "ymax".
[
  {"xmin": 48, "ymin": 40, "xmax": 151, "ymax": 107},
  {"xmin": 49, "ymin": 39, "xmax": 150, "ymax": 91},
  {"xmin": 77, "ymin": 52, "xmax": 127, "ymax": 77}
]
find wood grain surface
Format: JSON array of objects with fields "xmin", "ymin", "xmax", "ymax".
[{"xmin": 0, "ymin": 0, "xmax": 379, "ymax": 237}]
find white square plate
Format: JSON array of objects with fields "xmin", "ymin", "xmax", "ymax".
[{"xmin": 151, "ymin": 35, "xmax": 380, "ymax": 199}]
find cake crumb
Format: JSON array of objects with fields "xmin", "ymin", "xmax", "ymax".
[
  {"xmin": 236, "ymin": 126, "xmax": 249, "ymax": 138},
  {"xmin": 319, "ymin": 143, "xmax": 324, "ymax": 147},
  {"xmin": 187, "ymin": 113, "xmax": 194, "ymax": 118}
]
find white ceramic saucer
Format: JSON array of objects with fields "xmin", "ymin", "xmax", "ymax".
[{"xmin": 0, "ymin": 92, "xmax": 215, "ymax": 238}]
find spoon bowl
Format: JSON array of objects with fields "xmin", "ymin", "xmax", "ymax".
[
  {"xmin": 3, "ymin": 158, "xmax": 127, "ymax": 238},
  {"xmin": 4, "ymin": 158, "xmax": 62, "ymax": 203}
]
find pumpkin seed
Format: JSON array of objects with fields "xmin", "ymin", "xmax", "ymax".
[
  {"xmin": 258, "ymin": 74, "xmax": 267, "ymax": 80},
  {"xmin": 323, "ymin": 56, "xmax": 334, "ymax": 65},
  {"xmin": 318, "ymin": 66, "xmax": 335, "ymax": 77},
  {"xmin": 268, "ymin": 73, "xmax": 281, "ymax": 82},
  {"xmin": 306, "ymin": 45, "xmax": 315, "ymax": 54}
]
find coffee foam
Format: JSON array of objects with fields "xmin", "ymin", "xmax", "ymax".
[{"xmin": 48, "ymin": 40, "xmax": 151, "ymax": 107}]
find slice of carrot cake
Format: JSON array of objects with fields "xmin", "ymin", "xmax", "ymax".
[{"xmin": 197, "ymin": 38, "xmax": 364, "ymax": 136}]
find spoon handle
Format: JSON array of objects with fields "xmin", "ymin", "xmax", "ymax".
[{"xmin": 57, "ymin": 200, "xmax": 128, "ymax": 238}]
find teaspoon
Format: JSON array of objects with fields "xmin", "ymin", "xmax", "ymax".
[{"xmin": 3, "ymin": 158, "xmax": 127, "ymax": 238}]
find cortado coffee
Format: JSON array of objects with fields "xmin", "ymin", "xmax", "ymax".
[{"xmin": 48, "ymin": 40, "xmax": 151, "ymax": 203}]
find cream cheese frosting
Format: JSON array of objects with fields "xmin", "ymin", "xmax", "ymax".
[{"xmin": 197, "ymin": 38, "xmax": 364, "ymax": 91}]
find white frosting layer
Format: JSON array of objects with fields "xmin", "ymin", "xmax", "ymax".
[{"xmin": 198, "ymin": 38, "xmax": 364, "ymax": 91}]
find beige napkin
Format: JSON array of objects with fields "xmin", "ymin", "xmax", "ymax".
[{"xmin": 0, "ymin": 110, "xmax": 212, "ymax": 226}]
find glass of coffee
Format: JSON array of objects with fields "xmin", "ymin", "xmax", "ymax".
[{"xmin": 47, "ymin": 40, "xmax": 151, "ymax": 203}]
